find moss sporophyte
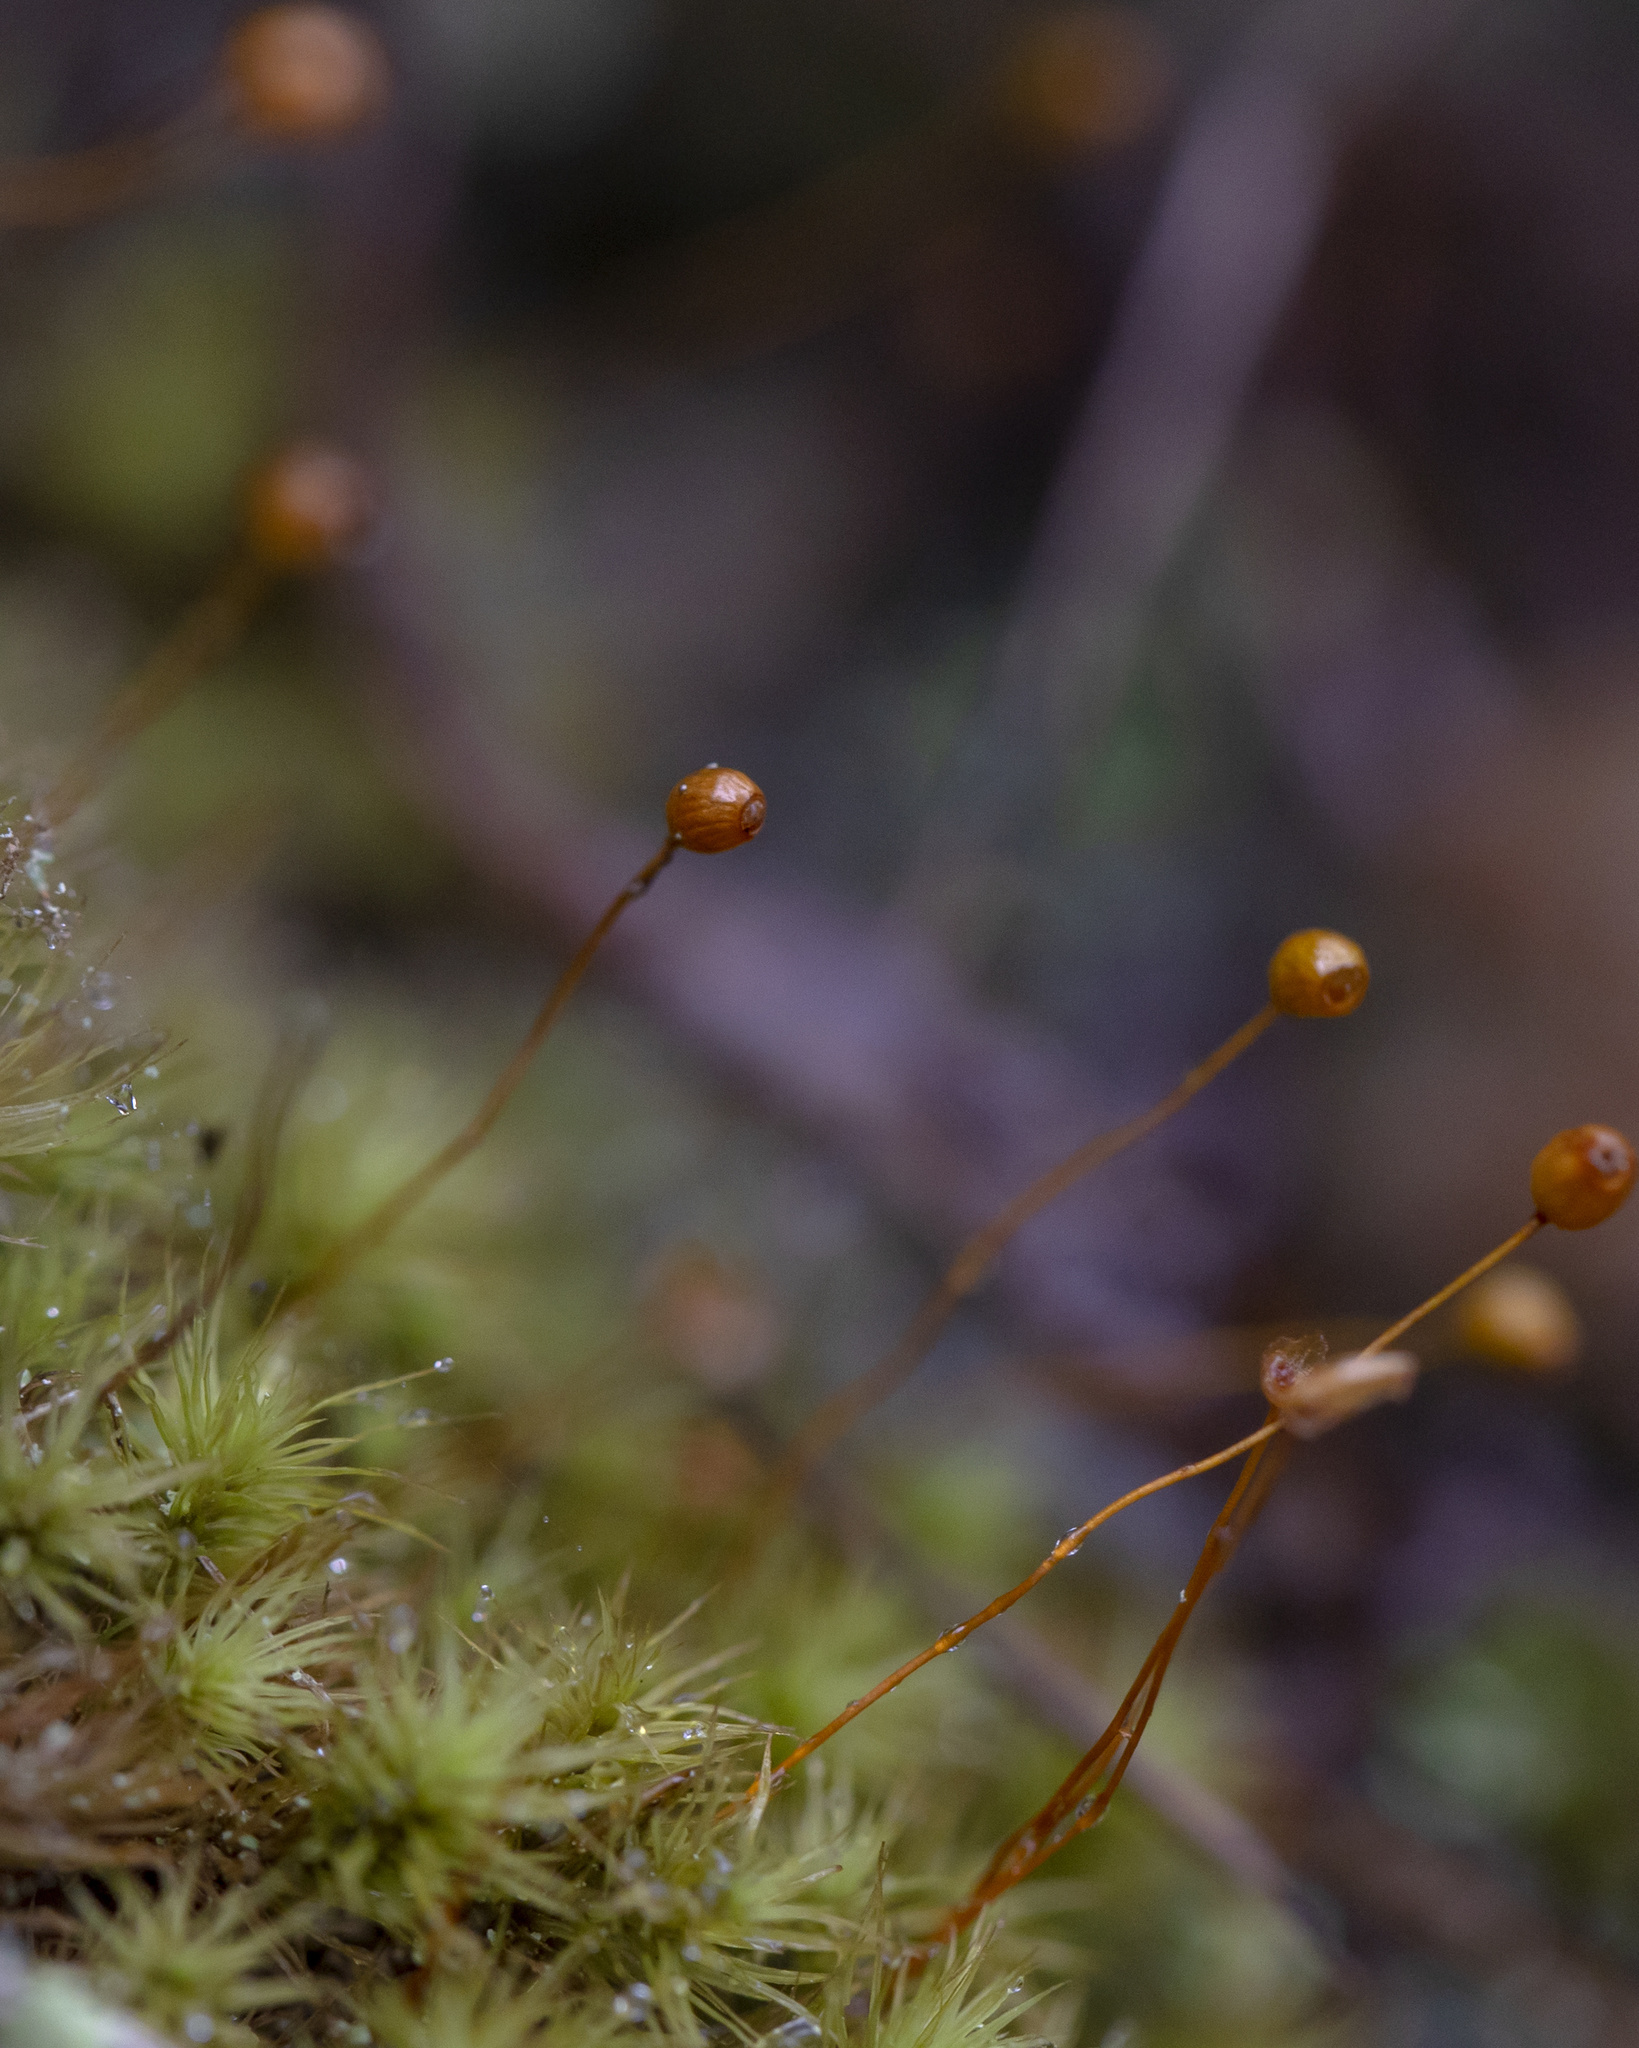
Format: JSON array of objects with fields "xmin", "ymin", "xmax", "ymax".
[
  {"xmin": 0, "ymin": 621, "xmax": 1628, "ymax": 2036},
  {"xmin": 0, "ymin": 26, "xmax": 1631, "ymax": 2029},
  {"xmin": 0, "ymin": 415, "xmax": 1629, "ymax": 2029}
]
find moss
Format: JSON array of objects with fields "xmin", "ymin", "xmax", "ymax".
[{"xmin": 0, "ymin": 844, "xmax": 1061, "ymax": 2046}]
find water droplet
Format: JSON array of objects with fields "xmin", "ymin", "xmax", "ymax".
[
  {"xmin": 184, "ymin": 2015, "xmax": 215, "ymax": 2044},
  {"xmin": 43, "ymin": 1306, "xmax": 58, "ymax": 1320},
  {"xmin": 328, "ymin": 1557, "xmax": 348, "ymax": 1577},
  {"xmin": 104, "ymin": 1081, "xmax": 136, "ymax": 1116},
  {"xmin": 399, "ymin": 1408, "xmax": 432, "ymax": 1428},
  {"xmin": 432, "ymin": 1355, "xmax": 454, "ymax": 1373}
]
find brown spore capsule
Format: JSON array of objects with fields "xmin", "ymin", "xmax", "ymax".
[
  {"xmin": 1530, "ymin": 1123, "xmax": 1636, "ymax": 1231},
  {"xmin": 1267, "ymin": 928, "xmax": 1370, "ymax": 1019},
  {"xmin": 244, "ymin": 443, "xmax": 376, "ymax": 570},
  {"xmin": 665, "ymin": 767, "xmax": 766, "ymax": 854},
  {"xmin": 222, "ymin": 5, "xmax": 391, "ymax": 142},
  {"xmin": 1458, "ymin": 1266, "xmax": 1582, "ymax": 1373}
]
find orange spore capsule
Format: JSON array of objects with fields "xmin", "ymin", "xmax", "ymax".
[
  {"xmin": 1458, "ymin": 1266, "xmax": 1583, "ymax": 1373},
  {"xmin": 1267, "ymin": 928, "xmax": 1370, "ymax": 1019},
  {"xmin": 244, "ymin": 442, "xmax": 376, "ymax": 570},
  {"xmin": 1530, "ymin": 1123, "xmax": 1636, "ymax": 1231},
  {"xmin": 665, "ymin": 767, "xmax": 766, "ymax": 854},
  {"xmin": 222, "ymin": 5, "xmax": 391, "ymax": 142}
]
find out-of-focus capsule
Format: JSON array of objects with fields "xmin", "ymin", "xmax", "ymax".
[
  {"xmin": 222, "ymin": 6, "xmax": 391, "ymax": 142},
  {"xmin": 997, "ymin": 10, "xmax": 1171, "ymax": 156},
  {"xmin": 647, "ymin": 1245, "xmax": 781, "ymax": 1394},
  {"xmin": 244, "ymin": 442, "xmax": 376, "ymax": 570},
  {"xmin": 1458, "ymin": 1265, "xmax": 1583, "ymax": 1374}
]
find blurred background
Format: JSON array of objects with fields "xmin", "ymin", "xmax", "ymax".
[{"xmin": 3, "ymin": 0, "xmax": 1639, "ymax": 2041}]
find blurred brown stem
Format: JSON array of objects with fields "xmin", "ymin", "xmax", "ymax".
[
  {"xmin": 764, "ymin": 1001, "xmax": 1277, "ymax": 1504},
  {"xmin": 281, "ymin": 838, "xmax": 678, "ymax": 1308},
  {"xmin": 579, "ymin": 20, "xmax": 1166, "ymax": 367},
  {"xmin": 0, "ymin": 113, "xmax": 210, "ymax": 230},
  {"xmin": 42, "ymin": 553, "xmax": 272, "ymax": 830},
  {"xmin": 99, "ymin": 1005, "xmax": 329, "ymax": 1402}
]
